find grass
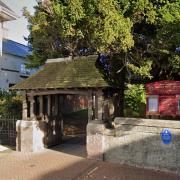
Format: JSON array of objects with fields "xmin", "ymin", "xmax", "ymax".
[
  {"xmin": 62, "ymin": 109, "xmax": 88, "ymax": 135},
  {"xmin": 63, "ymin": 109, "xmax": 88, "ymax": 120}
]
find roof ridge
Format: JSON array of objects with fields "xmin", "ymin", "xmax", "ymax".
[{"xmin": 46, "ymin": 55, "xmax": 98, "ymax": 64}]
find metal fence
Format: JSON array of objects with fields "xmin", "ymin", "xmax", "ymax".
[{"xmin": 0, "ymin": 117, "xmax": 18, "ymax": 146}]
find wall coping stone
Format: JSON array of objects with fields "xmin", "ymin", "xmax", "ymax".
[
  {"xmin": 114, "ymin": 117, "xmax": 180, "ymax": 129},
  {"xmin": 88, "ymin": 118, "xmax": 180, "ymax": 137}
]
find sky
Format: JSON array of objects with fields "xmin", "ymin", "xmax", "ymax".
[{"xmin": 2, "ymin": 0, "xmax": 37, "ymax": 45}]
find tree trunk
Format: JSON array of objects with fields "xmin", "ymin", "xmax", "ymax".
[
  {"xmin": 113, "ymin": 75, "xmax": 125, "ymax": 117},
  {"xmin": 111, "ymin": 54, "xmax": 126, "ymax": 117},
  {"xmin": 113, "ymin": 86, "xmax": 125, "ymax": 117}
]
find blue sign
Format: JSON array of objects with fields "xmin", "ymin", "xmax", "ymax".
[{"xmin": 161, "ymin": 128, "xmax": 172, "ymax": 144}]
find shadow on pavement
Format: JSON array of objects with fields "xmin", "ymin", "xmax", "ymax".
[{"xmin": 50, "ymin": 134, "xmax": 87, "ymax": 158}]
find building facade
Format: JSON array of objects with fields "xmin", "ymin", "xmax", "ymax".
[
  {"xmin": 0, "ymin": 39, "xmax": 35, "ymax": 90},
  {"xmin": 0, "ymin": 0, "xmax": 18, "ymax": 55},
  {"xmin": 0, "ymin": 1, "xmax": 36, "ymax": 90},
  {"xmin": 146, "ymin": 80, "xmax": 180, "ymax": 118}
]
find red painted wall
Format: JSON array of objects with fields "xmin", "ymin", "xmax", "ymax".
[
  {"xmin": 159, "ymin": 96, "xmax": 176, "ymax": 115},
  {"xmin": 146, "ymin": 80, "xmax": 180, "ymax": 117}
]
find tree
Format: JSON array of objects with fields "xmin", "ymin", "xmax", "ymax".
[
  {"xmin": 24, "ymin": 0, "xmax": 180, "ymax": 117},
  {"xmin": 0, "ymin": 91, "xmax": 22, "ymax": 118}
]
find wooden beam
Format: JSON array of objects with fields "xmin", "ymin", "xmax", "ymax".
[
  {"xmin": 29, "ymin": 95, "xmax": 35, "ymax": 119},
  {"xmin": 97, "ymin": 93, "xmax": 103, "ymax": 121},
  {"xmin": 88, "ymin": 93, "xmax": 93, "ymax": 122},
  {"xmin": 39, "ymin": 96, "xmax": 43, "ymax": 117},
  {"xmin": 27, "ymin": 89, "xmax": 89, "ymax": 96},
  {"xmin": 22, "ymin": 97, "xmax": 28, "ymax": 119},
  {"xmin": 54, "ymin": 95, "xmax": 58, "ymax": 116},
  {"xmin": 47, "ymin": 95, "xmax": 51, "ymax": 116}
]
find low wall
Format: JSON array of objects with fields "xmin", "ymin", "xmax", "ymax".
[{"xmin": 87, "ymin": 118, "xmax": 180, "ymax": 174}]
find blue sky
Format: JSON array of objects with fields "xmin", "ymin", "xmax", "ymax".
[{"xmin": 3, "ymin": 0, "xmax": 37, "ymax": 45}]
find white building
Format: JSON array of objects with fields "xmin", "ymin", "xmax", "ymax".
[
  {"xmin": 0, "ymin": 1, "xmax": 35, "ymax": 90},
  {"xmin": 0, "ymin": 0, "xmax": 18, "ymax": 55}
]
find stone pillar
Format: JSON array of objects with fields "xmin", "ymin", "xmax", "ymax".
[
  {"xmin": 86, "ymin": 121, "xmax": 105, "ymax": 160},
  {"xmin": 16, "ymin": 120, "xmax": 45, "ymax": 152},
  {"xmin": 39, "ymin": 96, "xmax": 43, "ymax": 117}
]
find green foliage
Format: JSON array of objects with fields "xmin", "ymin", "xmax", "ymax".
[
  {"xmin": 169, "ymin": 55, "xmax": 180, "ymax": 73},
  {"xmin": 126, "ymin": 59, "xmax": 152, "ymax": 78},
  {"xmin": 0, "ymin": 91, "xmax": 22, "ymax": 118},
  {"xmin": 24, "ymin": 0, "xmax": 179, "ymax": 79},
  {"xmin": 124, "ymin": 84, "xmax": 146, "ymax": 117},
  {"xmin": 23, "ymin": 0, "xmax": 179, "ymax": 117},
  {"xmin": 24, "ymin": 0, "xmax": 134, "ymax": 68}
]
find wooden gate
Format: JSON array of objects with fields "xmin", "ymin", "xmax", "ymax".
[{"xmin": 43, "ymin": 116, "xmax": 63, "ymax": 147}]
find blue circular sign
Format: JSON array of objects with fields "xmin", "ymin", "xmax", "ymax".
[{"xmin": 161, "ymin": 128, "xmax": 172, "ymax": 144}]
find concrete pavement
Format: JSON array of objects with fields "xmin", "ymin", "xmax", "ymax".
[{"xmin": 0, "ymin": 141, "xmax": 179, "ymax": 180}]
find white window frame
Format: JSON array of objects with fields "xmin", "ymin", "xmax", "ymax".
[{"xmin": 148, "ymin": 95, "xmax": 159, "ymax": 113}]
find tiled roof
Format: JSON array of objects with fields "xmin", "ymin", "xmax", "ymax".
[
  {"xmin": 3, "ymin": 39, "xmax": 31, "ymax": 58},
  {"xmin": 11, "ymin": 56, "xmax": 110, "ymax": 90}
]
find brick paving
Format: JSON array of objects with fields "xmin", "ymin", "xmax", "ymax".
[{"xmin": 0, "ymin": 143, "xmax": 179, "ymax": 180}]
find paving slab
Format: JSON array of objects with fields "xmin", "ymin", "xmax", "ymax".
[{"xmin": 0, "ymin": 143, "xmax": 179, "ymax": 180}]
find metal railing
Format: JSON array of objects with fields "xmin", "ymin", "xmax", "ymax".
[{"xmin": 0, "ymin": 117, "xmax": 18, "ymax": 146}]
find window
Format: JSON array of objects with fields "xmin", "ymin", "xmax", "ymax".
[
  {"xmin": 20, "ymin": 64, "xmax": 26, "ymax": 74},
  {"xmin": 20, "ymin": 64, "xmax": 31, "ymax": 76},
  {"xmin": 148, "ymin": 96, "xmax": 158, "ymax": 112}
]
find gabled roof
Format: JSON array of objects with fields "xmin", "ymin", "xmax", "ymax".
[
  {"xmin": 11, "ymin": 56, "xmax": 110, "ymax": 90},
  {"xmin": 3, "ymin": 39, "xmax": 31, "ymax": 58}
]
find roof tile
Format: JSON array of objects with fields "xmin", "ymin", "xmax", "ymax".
[{"xmin": 11, "ymin": 56, "xmax": 110, "ymax": 90}]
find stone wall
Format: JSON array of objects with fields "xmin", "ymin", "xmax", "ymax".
[
  {"xmin": 16, "ymin": 120, "xmax": 45, "ymax": 152},
  {"xmin": 87, "ymin": 118, "xmax": 180, "ymax": 174}
]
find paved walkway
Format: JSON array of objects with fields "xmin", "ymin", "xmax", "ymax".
[{"xmin": 0, "ymin": 138, "xmax": 179, "ymax": 180}]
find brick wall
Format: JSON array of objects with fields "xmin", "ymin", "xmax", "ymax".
[{"xmin": 61, "ymin": 95, "xmax": 88, "ymax": 113}]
